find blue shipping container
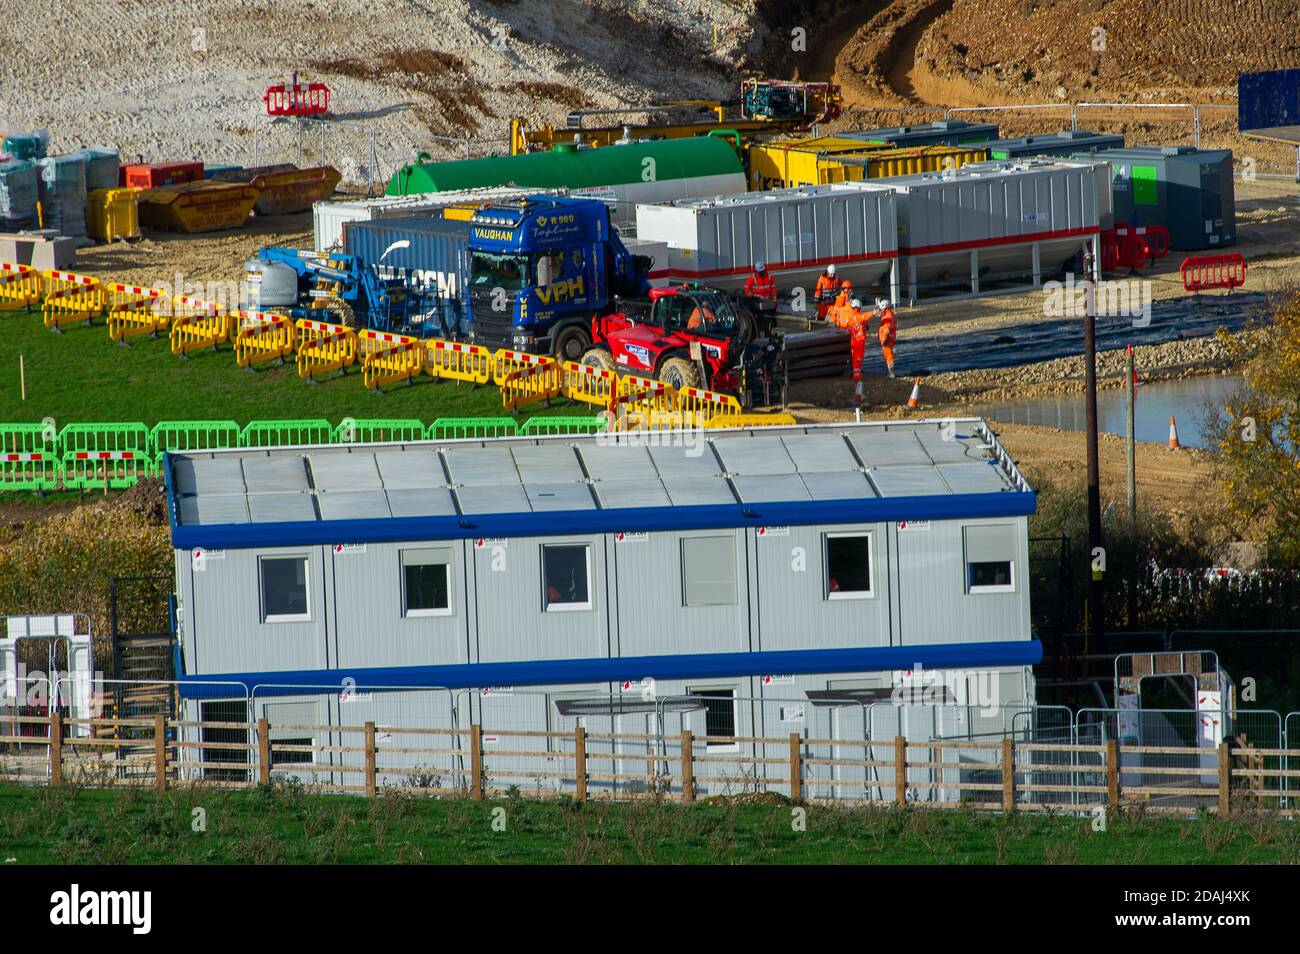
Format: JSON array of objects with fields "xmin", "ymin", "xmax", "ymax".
[
  {"xmin": 344, "ymin": 215, "xmax": 472, "ymax": 338},
  {"xmin": 1239, "ymin": 68, "xmax": 1300, "ymax": 143}
]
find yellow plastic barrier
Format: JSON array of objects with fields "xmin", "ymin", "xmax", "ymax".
[
  {"xmin": 234, "ymin": 310, "xmax": 296, "ymax": 368},
  {"xmin": 704, "ymin": 413, "xmax": 798, "ymax": 429},
  {"xmin": 295, "ymin": 318, "xmax": 357, "ymax": 381},
  {"xmin": 492, "ymin": 348, "xmax": 551, "ymax": 386},
  {"xmin": 561, "ymin": 361, "xmax": 618, "ymax": 408},
  {"xmin": 359, "ymin": 330, "xmax": 423, "ymax": 390},
  {"xmin": 106, "ymin": 283, "xmax": 167, "ymax": 342},
  {"xmin": 501, "ymin": 358, "xmax": 563, "ymax": 411},
  {"xmin": 608, "ymin": 374, "xmax": 678, "ymax": 430},
  {"xmin": 0, "ymin": 262, "xmax": 43, "ymax": 312},
  {"xmin": 426, "ymin": 338, "xmax": 493, "ymax": 385},
  {"xmin": 169, "ymin": 296, "xmax": 229, "ymax": 355},
  {"xmin": 676, "ymin": 386, "xmax": 742, "ymax": 423},
  {"xmin": 42, "ymin": 270, "xmax": 105, "ymax": 330}
]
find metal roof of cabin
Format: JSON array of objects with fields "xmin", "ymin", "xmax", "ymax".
[{"xmin": 165, "ymin": 420, "xmax": 1034, "ymax": 551}]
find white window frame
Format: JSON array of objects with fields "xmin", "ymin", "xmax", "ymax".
[
  {"xmin": 824, "ymin": 531, "xmax": 875, "ymax": 601},
  {"xmin": 687, "ymin": 686, "xmax": 740, "ymax": 754},
  {"xmin": 541, "ymin": 543, "xmax": 593, "ymax": 613},
  {"xmin": 967, "ymin": 559, "xmax": 1017, "ymax": 595},
  {"xmin": 259, "ymin": 554, "xmax": 311, "ymax": 623},
  {"xmin": 400, "ymin": 550, "xmax": 453, "ymax": 618}
]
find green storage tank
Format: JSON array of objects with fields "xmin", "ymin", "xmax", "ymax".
[{"xmin": 386, "ymin": 136, "xmax": 747, "ymax": 225}]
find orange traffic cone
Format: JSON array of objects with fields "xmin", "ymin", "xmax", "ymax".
[
  {"xmin": 1168, "ymin": 415, "xmax": 1180, "ymax": 450},
  {"xmin": 907, "ymin": 378, "xmax": 921, "ymax": 409}
]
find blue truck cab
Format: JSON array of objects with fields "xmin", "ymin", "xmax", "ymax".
[{"xmin": 465, "ymin": 196, "xmax": 652, "ymax": 359}]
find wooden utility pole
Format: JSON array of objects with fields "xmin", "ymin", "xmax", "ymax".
[
  {"xmin": 1125, "ymin": 345, "xmax": 1136, "ymax": 524},
  {"xmin": 1084, "ymin": 282, "xmax": 1106, "ymax": 650}
]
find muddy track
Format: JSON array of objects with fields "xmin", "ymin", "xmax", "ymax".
[{"xmin": 882, "ymin": 0, "xmax": 954, "ymax": 102}]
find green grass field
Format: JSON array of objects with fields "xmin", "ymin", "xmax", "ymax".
[
  {"xmin": 2, "ymin": 311, "xmax": 589, "ymax": 427},
  {"xmin": 3, "ymin": 783, "xmax": 1297, "ymax": 864}
]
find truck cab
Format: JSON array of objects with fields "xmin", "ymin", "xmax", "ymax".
[{"xmin": 466, "ymin": 196, "xmax": 652, "ymax": 360}]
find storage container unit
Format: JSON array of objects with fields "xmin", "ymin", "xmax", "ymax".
[
  {"xmin": 85, "ymin": 187, "xmax": 140, "ymax": 242},
  {"xmin": 862, "ymin": 158, "xmax": 1104, "ymax": 298},
  {"xmin": 387, "ymin": 137, "xmax": 746, "ymax": 227},
  {"xmin": 840, "ymin": 120, "xmax": 1000, "ymax": 148},
  {"xmin": 1096, "ymin": 146, "xmax": 1236, "ymax": 250},
  {"xmin": 122, "ymin": 162, "xmax": 204, "ymax": 189},
  {"xmin": 635, "ymin": 183, "xmax": 900, "ymax": 300},
  {"xmin": 747, "ymin": 135, "xmax": 986, "ymax": 190},
  {"xmin": 984, "ymin": 130, "xmax": 1124, "ymax": 160},
  {"xmin": 165, "ymin": 420, "xmax": 1041, "ymax": 799},
  {"xmin": 137, "ymin": 181, "xmax": 259, "ymax": 233},
  {"xmin": 313, "ymin": 187, "xmax": 544, "ymax": 251}
]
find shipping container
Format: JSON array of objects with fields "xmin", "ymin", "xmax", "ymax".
[
  {"xmin": 137, "ymin": 181, "xmax": 258, "ymax": 233},
  {"xmin": 122, "ymin": 162, "xmax": 204, "ymax": 189},
  {"xmin": 1097, "ymin": 146, "xmax": 1235, "ymax": 250},
  {"xmin": 635, "ymin": 183, "xmax": 900, "ymax": 301},
  {"xmin": 860, "ymin": 158, "xmax": 1104, "ymax": 298},
  {"xmin": 85, "ymin": 187, "xmax": 139, "ymax": 242},
  {"xmin": 387, "ymin": 136, "xmax": 746, "ymax": 226},
  {"xmin": 1238, "ymin": 68, "xmax": 1300, "ymax": 143},
  {"xmin": 748, "ymin": 136, "xmax": 987, "ymax": 190},
  {"xmin": 313, "ymin": 187, "xmax": 545, "ymax": 251},
  {"xmin": 984, "ymin": 130, "xmax": 1124, "ymax": 160},
  {"xmin": 840, "ymin": 120, "xmax": 1000, "ymax": 148},
  {"xmin": 343, "ymin": 215, "xmax": 472, "ymax": 338}
]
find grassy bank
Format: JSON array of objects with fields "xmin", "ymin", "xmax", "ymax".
[
  {"xmin": 2, "ymin": 312, "xmax": 587, "ymax": 425},
  {"xmin": 2, "ymin": 783, "xmax": 1297, "ymax": 864}
]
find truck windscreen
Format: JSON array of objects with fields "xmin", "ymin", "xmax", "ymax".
[{"xmin": 470, "ymin": 251, "xmax": 530, "ymax": 291}]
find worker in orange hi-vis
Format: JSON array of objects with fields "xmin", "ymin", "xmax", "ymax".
[
  {"xmin": 876, "ymin": 297, "xmax": 898, "ymax": 378},
  {"xmin": 686, "ymin": 298, "xmax": 715, "ymax": 331},
  {"xmin": 846, "ymin": 298, "xmax": 869, "ymax": 400},
  {"xmin": 814, "ymin": 263, "xmax": 838, "ymax": 318},
  {"xmin": 744, "ymin": 261, "xmax": 777, "ymax": 300},
  {"xmin": 828, "ymin": 280, "xmax": 853, "ymax": 326}
]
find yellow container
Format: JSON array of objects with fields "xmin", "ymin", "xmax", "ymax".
[
  {"xmin": 747, "ymin": 136, "xmax": 891, "ymax": 190},
  {"xmin": 85, "ymin": 188, "xmax": 140, "ymax": 242},
  {"xmin": 137, "ymin": 182, "xmax": 259, "ymax": 233},
  {"xmin": 748, "ymin": 139, "xmax": 987, "ymax": 190}
]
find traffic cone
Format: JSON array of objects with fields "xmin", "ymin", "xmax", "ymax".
[
  {"xmin": 907, "ymin": 378, "xmax": 921, "ymax": 409},
  {"xmin": 1168, "ymin": 415, "xmax": 1180, "ymax": 450}
]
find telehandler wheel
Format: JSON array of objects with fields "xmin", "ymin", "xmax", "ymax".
[
  {"xmin": 581, "ymin": 347, "xmax": 616, "ymax": 373},
  {"xmin": 658, "ymin": 356, "xmax": 703, "ymax": 390}
]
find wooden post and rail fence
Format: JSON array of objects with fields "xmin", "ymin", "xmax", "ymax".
[{"xmin": 3, "ymin": 713, "xmax": 1299, "ymax": 816}]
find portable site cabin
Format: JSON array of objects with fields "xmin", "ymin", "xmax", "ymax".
[{"xmin": 164, "ymin": 420, "xmax": 1041, "ymax": 799}]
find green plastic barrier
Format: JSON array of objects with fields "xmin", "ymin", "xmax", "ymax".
[
  {"xmin": 58, "ymin": 422, "xmax": 151, "ymax": 489},
  {"xmin": 151, "ymin": 420, "xmax": 242, "ymax": 473},
  {"xmin": 334, "ymin": 418, "xmax": 427, "ymax": 444},
  {"xmin": 427, "ymin": 417, "xmax": 518, "ymax": 440},
  {"xmin": 0, "ymin": 422, "xmax": 60, "ymax": 491},
  {"xmin": 240, "ymin": 419, "xmax": 334, "ymax": 449},
  {"xmin": 519, "ymin": 415, "xmax": 608, "ymax": 436}
]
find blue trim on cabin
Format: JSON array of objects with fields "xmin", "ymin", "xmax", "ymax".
[
  {"xmin": 169, "ymin": 491, "xmax": 1037, "ymax": 551},
  {"xmin": 178, "ymin": 639, "xmax": 1042, "ymax": 698}
]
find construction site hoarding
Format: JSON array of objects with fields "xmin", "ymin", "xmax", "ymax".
[{"xmin": 634, "ymin": 183, "xmax": 900, "ymax": 302}]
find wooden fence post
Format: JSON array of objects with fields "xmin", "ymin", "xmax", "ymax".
[
  {"xmin": 470, "ymin": 724, "xmax": 483, "ymax": 800},
  {"xmin": 49, "ymin": 711, "xmax": 63, "ymax": 785},
  {"xmin": 789, "ymin": 732, "xmax": 802, "ymax": 802},
  {"xmin": 154, "ymin": 713, "xmax": 168, "ymax": 793},
  {"xmin": 574, "ymin": 725, "xmax": 588, "ymax": 802},
  {"xmin": 894, "ymin": 735, "xmax": 907, "ymax": 805},
  {"xmin": 1001, "ymin": 737, "xmax": 1015, "ymax": 811},
  {"xmin": 364, "ymin": 721, "xmax": 377, "ymax": 798},
  {"xmin": 257, "ymin": 718, "xmax": 271, "ymax": 785},
  {"xmin": 681, "ymin": 730, "xmax": 694, "ymax": 804},
  {"xmin": 1107, "ymin": 739, "xmax": 1120, "ymax": 810},
  {"xmin": 1218, "ymin": 740, "xmax": 1231, "ymax": 817}
]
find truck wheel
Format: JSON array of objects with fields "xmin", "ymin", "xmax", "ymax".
[
  {"xmin": 658, "ymin": 356, "xmax": 703, "ymax": 390},
  {"xmin": 552, "ymin": 324, "xmax": 591, "ymax": 363},
  {"xmin": 582, "ymin": 348, "xmax": 615, "ymax": 373}
]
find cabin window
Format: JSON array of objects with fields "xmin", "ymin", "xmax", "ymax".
[
  {"xmin": 402, "ymin": 548, "xmax": 452, "ymax": 617},
  {"xmin": 964, "ymin": 525, "xmax": 1016, "ymax": 593},
  {"xmin": 688, "ymin": 688, "xmax": 738, "ymax": 752},
  {"xmin": 260, "ymin": 556, "xmax": 310, "ymax": 622},
  {"xmin": 681, "ymin": 535, "xmax": 737, "ymax": 607},
  {"xmin": 542, "ymin": 544, "xmax": 592, "ymax": 611},
  {"xmin": 825, "ymin": 533, "xmax": 873, "ymax": 599}
]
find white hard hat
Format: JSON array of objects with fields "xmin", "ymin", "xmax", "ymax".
[
  {"xmin": 876, "ymin": 298, "xmax": 886, "ymax": 310},
  {"xmin": 755, "ymin": 261, "xmax": 766, "ymax": 272},
  {"xmin": 851, "ymin": 298, "xmax": 862, "ymax": 309},
  {"xmin": 826, "ymin": 264, "xmax": 836, "ymax": 276}
]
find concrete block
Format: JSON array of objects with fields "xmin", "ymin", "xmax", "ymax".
[{"xmin": 0, "ymin": 232, "xmax": 76, "ymax": 270}]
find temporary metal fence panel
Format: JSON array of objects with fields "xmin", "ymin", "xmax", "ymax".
[
  {"xmin": 58, "ymin": 422, "xmax": 150, "ymax": 489},
  {"xmin": 333, "ymin": 418, "xmax": 426, "ymax": 445},
  {"xmin": 150, "ymin": 421, "xmax": 241, "ymax": 473},
  {"xmin": 426, "ymin": 417, "xmax": 518, "ymax": 440},
  {"xmin": 518, "ymin": 415, "xmax": 608, "ymax": 436},
  {"xmin": 239, "ymin": 418, "xmax": 334, "ymax": 449},
  {"xmin": 0, "ymin": 422, "xmax": 58, "ymax": 490},
  {"xmin": 0, "ymin": 674, "xmax": 54, "ymax": 783}
]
